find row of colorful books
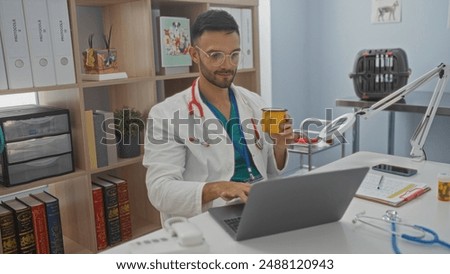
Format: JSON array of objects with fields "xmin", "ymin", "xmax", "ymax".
[
  {"xmin": 0, "ymin": 191, "xmax": 64, "ymax": 254},
  {"xmin": 92, "ymin": 174, "xmax": 132, "ymax": 251},
  {"xmin": 0, "ymin": 0, "xmax": 75, "ymax": 90}
]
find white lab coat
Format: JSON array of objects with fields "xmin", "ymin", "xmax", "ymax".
[{"xmin": 143, "ymin": 78, "xmax": 288, "ymax": 223}]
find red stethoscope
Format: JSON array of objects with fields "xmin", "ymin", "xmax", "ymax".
[{"xmin": 187, "ymin": 79, "xmax": 263, "ymax": 150}]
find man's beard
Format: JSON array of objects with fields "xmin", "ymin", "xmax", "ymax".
[{"xmin": 199, "ymin": 61, "xmax": 236, "ymax": 89}]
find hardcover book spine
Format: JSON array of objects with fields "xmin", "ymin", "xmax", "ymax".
[
  {"xmin": 44, "ymin": 198, "xmax": 64, "ymax": 254},
  {"xmin": 91, "ymin": 184, "xmax": 108, "ymax": 250},
  {"xmin": 115, "ymin": 180, "xmax": 132, "ymax": 241},
  {"xmin": 27, "ymin": 201, "xmax": 50, "ymax": 254},
  {"xmin": 0, "ymin": 205, "xmax": 18, "ymax": 254},
  {"xmin": 102, "ymin": 184, "xmax": 121, "ymax": 246},
  {"xmin": 4, "ymin": 201, "xmax": 36, "ymax": 253}
]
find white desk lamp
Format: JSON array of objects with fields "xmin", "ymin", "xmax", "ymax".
[{"xmin": 317, "ymin": 63, "xmax": 449, "ymax": 161}]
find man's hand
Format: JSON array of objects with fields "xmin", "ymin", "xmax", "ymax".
[
  {"xmin": 270, "ymin": 113, "xmax": 295, "ymax": 149},
  {"xmin": 203, "ymin": 181, "xmax": 252, "ymax": 205}
]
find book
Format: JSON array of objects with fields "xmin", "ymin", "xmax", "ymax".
[
  {"xmin": 30, "ymin": 191, "xmax": 64, "ymax": 253},
  {"xmin": 2, "ymin": 199, "xmax": 36, "ymax": 253},
  {"xmin": 93, "ymin": 112, "xmax": 108, "ymax": 168},
  {"xmin": 91, "ymin": 184, "xmax": 108, "ymax": 251},
  {"xmin": 356, "ymin": 173, "xmax": 431, "ymax": 207},
  {"xmin": 159, "ymin": 16, "xmax": 192, "ymax": 71},
  {"xmin": 47, "ymin": 0, "xmax": 76, "ymax": 85},
  {"xmin": 0, "ymin": 0, "xmax": 34, "ymax": 89},
  {"xmin": 81, "ymin": 72, "xmax": 128, "ymax": 81},
  {"xmin": 0, "ymin": 204, "xmax": 18, "ymax": 254},
  {"xmin": 0, "ymin": 33, "xmax": 8, "ymax": 90},
  {"xmin": 99, "ymin": 174, "xmax": 132, "ymax": 241},
  {"xmin": 94, "ymin": 110, "xmax": 118, "ymax": 165},
  {"xmin": 16, "ymin": 195, "xmax": 50, "ymax": 253},
  {"xmin": 92, "ymin": 178, "xmax": 121, "ymax": 246},
  {"xmin": 85, "ymin": 110, "xmax": 98, "ymax": 169},
  {"xmin": 23, "ymin": 0, "xmax": 57, "ymax": 87}
]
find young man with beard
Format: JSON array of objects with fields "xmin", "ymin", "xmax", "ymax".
[{"xmin": 143, "ymin": 9, "xmax": 293, "ymax": 223}]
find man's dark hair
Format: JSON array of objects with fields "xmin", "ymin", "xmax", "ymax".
[{"xmin": 191, "ymin": 9, "xmax": 240, "ymax": 44}]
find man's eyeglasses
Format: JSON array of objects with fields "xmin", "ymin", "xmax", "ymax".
[{"xmin": 195, "ymin": 46, "xmax": 241, "ymax": 67}]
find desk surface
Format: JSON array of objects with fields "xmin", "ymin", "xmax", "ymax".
[
  {"xmin": 106, "ymin": 152, "xmax": 450, "ymax": 254},
  {"xmin": 336, "ymin": 91, "xmax": 450, "ymax": 116}
]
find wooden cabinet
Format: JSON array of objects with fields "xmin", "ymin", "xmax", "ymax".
[{"xmin": 0, "ymin": 0, "xmax": 259, "ymax": 253}]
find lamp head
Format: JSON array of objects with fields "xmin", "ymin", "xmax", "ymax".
[{"xmin": 318, "ymin": 113, "xmax": 356, "ymax": 140}]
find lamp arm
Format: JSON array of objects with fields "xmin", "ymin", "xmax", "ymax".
[
  {"xmin": 409, "ymin": 66, "xmax": 449, "ymax": 160},
  {"xmin": 358, "ymin": 63, "xmax": 446, "ymax": 120}
]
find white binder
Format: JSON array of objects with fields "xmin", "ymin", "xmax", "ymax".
[
  {"xmin": 23, "ymin": 0, "xmax": 56, "ymax": 87},
  {"xmin": 47, "ymin": 0, "xmax": 75, "ymax": 85},
  {"xmin": 228, "ymin": 8, "xmax": 243, "ymax": 69},
  {"xmin": 240, "ymin": 8, "xmax": 253, "ymax": 69},
  {"xmin": 0, "ymin": 33, "xmax": 8, "ymax": 90},
  {"xmin": 0, "ymin": 0, "xmax": 33, "ymax": 89}
]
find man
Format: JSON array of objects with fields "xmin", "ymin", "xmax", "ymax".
[{"xmin": 143, "ymin": 10, "xmax": 293, "ymax": 223}]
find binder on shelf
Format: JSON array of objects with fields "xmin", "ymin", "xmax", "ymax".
[
  {"xmin": 0, "ymin": 34, "xmax": 7, "ymax": 90},
  {"xmin": 47, "ymin": 0, "xmax": 75, "ymax": 85},
  {"xmin": 240, "ymin": 8, "xmax": 253, "ymax": 69},
  {"xmin": 228, "ymin": 8, "xmax": 243, "ymax": 70},
  {"xmin": 23, "ymin": 0, "xmax": 57, "ymax": 87},
  {"xmin": 0, "ymin": 0, "xmax": 33, "ymax": 89}
]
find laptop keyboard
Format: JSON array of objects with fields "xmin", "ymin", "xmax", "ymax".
[{"xmin": 224, "ymin": 217, "xmax": 241, "ymax": 233}]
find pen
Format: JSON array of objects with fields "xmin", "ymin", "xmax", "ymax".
[{"xmin": 377, "ymin": 175, "xmax": 384, "ymax": 190}]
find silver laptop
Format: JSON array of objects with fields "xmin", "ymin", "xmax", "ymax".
[{"xmin": 208, "ymin": 167, "xmax": 369, "ymax": 241}]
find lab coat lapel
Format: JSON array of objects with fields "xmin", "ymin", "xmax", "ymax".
[{"xmin": 232, "ymin": 85, "xmax": 267, "ymax": 177}]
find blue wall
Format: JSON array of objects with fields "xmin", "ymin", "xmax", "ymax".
[{"xmin": 271, "ymin": 0, "xmax": 450, "ymax": 167}]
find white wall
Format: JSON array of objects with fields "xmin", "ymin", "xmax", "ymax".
[{"xmin": 271, "ymin": 0, "xmax": 450, "ymax": 165}]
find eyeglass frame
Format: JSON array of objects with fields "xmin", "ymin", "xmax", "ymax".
[{"xmin": 194, "ymin": 46, "xmax": 241, "ymax": 67}]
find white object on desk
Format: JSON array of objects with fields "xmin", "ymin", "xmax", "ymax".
[{"xmin": 124, "ymin": 217, "xmax": 209, "ymax": 254}]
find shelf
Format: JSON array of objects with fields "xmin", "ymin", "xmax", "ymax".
[
  {"xmin": 0, "ymin": 169, "xmax": 86, "ymax": 197},
  {"xmin": 89, "ymin": 155, "xmax": 144, "ymax": 174},
  {"xmin": 81, "ymin": 75, "xmax": 152, "ymax": 88},
  {"xmin": 76, "ymin": 0, "xmax": 140, "ymax": 6},
  {"xmin": 156, "ymin": 72, "xmax": 199, "ymax": 81},
  {"xmin": 0, "ymin": 83, "xmax": 79, "ymax": 95}
]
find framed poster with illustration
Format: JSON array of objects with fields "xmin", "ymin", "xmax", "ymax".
[
  {"xmin": 371, "ymin": 0, "xmax": 402, "ymax": 24},
  {"xmin": 159, "ymin": 16, "xmax": 192, "ymax": 68}
]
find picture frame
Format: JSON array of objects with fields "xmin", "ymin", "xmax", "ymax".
[{"xmin": 159, "ymin": 16, "xmax": 192, "ymax": 68}]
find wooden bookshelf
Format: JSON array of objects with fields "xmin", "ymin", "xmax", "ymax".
[{"xmin": 0, "ymin": 0, "xmax": 260, "ymax": 253}]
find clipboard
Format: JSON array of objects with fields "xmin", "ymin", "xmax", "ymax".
[{"xmin": 356, "ymin": 173, "xmax": 431, "ymax": 207}]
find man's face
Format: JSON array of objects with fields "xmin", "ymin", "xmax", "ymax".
[{"xmin": 191, "ymin": 31, "xmax": 240, "ymax": 89}]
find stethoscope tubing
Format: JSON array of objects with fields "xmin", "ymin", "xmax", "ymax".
[{"xmin": 354, "ymin": 211, "xmax": 450, "ymax": 253}]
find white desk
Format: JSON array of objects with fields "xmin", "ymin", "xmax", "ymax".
[{"xmin": 106, "ymin": 151, "xmax": 450, "ymax": 254}]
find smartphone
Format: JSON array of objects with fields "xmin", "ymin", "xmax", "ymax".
[{"xmin": 372, "ymin": 164, "xmax": 417, "ymax": 177}]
